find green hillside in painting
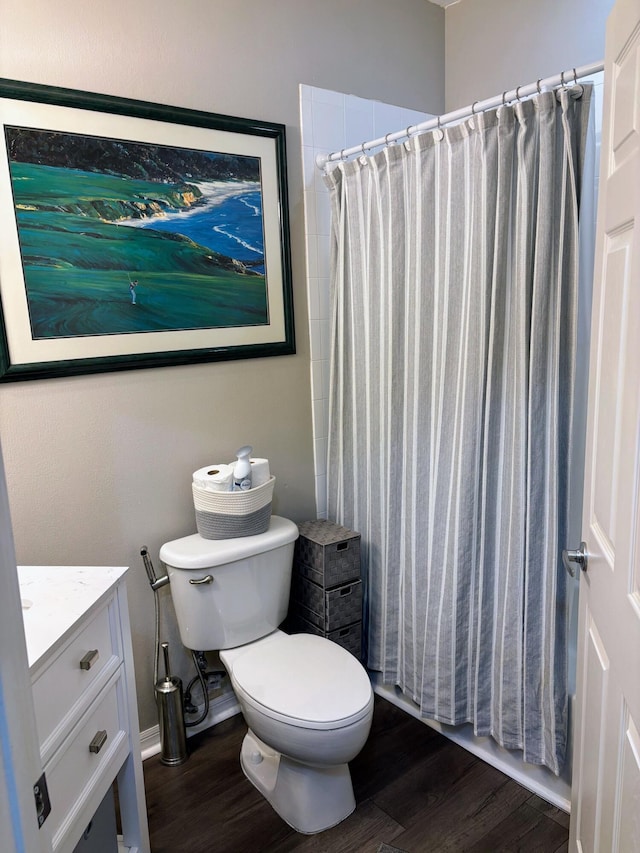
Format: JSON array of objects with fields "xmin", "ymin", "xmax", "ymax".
[{"xmin": 8, "ymin": 160, "xmax": 267, "ymax": 339}]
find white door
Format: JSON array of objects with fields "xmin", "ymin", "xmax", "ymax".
[
  {"xmin": 0, "ymin": 444, "xmax": 51, "ymax": 852},
  {"xmin": 569, "ymin": 0, "xmax": 640, "ymax": 850}
]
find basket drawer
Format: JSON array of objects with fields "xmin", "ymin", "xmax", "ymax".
[
  {"xmin": 289, "ymin": 615, "xmax": 363, "ymax": 659},
  {"xmin": 291, "ymin": 575, "xmax": 362, "ymax": 631},
  {"xmin": 294, "ymin": 520, "xmax": 361, "ymax": 588}
]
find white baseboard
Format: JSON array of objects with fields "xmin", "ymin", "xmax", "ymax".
[{"xmin": 140, "ymin": 689, "xmax": 241, "ymax": 761}]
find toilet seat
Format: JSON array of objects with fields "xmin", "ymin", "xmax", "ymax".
[{"xmin": 222, "ymin": 632, "xmax": 373, "ymax": 731}]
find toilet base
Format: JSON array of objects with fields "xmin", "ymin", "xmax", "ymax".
[{"xmin": 240, "ymin": 729, "xmax": 356, "ymax": 835}]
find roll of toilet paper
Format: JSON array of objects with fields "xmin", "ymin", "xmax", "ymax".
[
  {"xmin": 249, "ymin": 458, "xmax": 271, "ymax": 488},
  {"xmin": 192, "ymin": 464, "xmax": 234, "ymax": 492}
]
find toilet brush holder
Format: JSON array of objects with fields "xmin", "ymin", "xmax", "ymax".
[{"xmin": 155, "ymin": 642, "xmax": 188, "ymax": 766}]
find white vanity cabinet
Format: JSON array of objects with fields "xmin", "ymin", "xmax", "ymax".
[{"xmin": 19, "ymin": 566, "xmax": 150, "ymax": 853}]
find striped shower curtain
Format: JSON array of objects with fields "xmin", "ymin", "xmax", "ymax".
[{"xmin": 324, "ymin": 86, "xmax": 592, "ymax": 773}]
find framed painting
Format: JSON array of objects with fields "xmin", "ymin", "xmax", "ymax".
[{"xmin": 0, "ymin": 79, "xmax": 295, "ymax": 381}]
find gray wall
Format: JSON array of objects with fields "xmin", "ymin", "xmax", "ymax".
[
  {"xmin": 445, "ymin": 0, "xmax": 613, "ymax": 110},
  {"xmin": 0, "ymin": 0, "xmax": 444, "ymax": 731}
]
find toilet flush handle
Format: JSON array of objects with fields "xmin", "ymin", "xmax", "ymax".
[{"xmin": 189, "ymin": 575, "xmax": 214, "ymax": 585}]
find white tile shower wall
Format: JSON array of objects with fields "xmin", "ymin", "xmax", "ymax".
[{"xmin": 300, "ymin": 84, "xmax": 430, "ymax": 518}]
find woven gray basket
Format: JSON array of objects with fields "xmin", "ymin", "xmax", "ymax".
[{"xmin": 192, "ymin": 476, "xmax": 275, "ymax": 540}]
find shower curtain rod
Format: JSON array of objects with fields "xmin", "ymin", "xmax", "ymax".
[{"xmin": 315, "ymin": 60, "xmax": 604, "ymax": 172}]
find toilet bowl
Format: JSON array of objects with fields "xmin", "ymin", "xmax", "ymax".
[
  {"xmin": 221, "ymin": 630, "xmax": 373, "ymax": 833},
  {"xmin": 159, "ymin": 516, "xmax": 374, "ymax": 834},
  {"xmin": 222, "ymin": 631, "xmax": 373, "ymax": 765}
]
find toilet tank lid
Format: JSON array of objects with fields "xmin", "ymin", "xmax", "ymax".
[{"xmin": 159, "ymin": 515, "xmax": 298, "ymax": 570}]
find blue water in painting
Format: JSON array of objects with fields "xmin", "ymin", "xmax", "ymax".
[{"xmin": 137, "ymin": 187, "xmax": 265, "ymax": 275}]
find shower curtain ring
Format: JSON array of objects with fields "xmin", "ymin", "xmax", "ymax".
[
  {"xmin": 384, "ymin": 132, "xmax": 394, "ymax": 147},
  {"xmin": 536, "ymin": 79, "xmax": 542, "ymax": 94},
  {"xmin": 502, "ymin": 91, "xmax": 507, "ymax": 107},
  {"xmin": 471, "ymin": 101, "xmax": 478, "ymax": 114},
  {"xmin": 339, "ymin": 148, "xmax": 347, "ymax": 161},
  {"xmin": 404, "ymin": 126, "xmax": 415, "ymax": 150},
  {"xmin": 515, "ymin": 85, "xmax": 523, "ymax": 102},
  {"xmin": 573, "ymin": 67, "xmax": 578, "ymax": 84},
  {"xmin": 361, "ymin": 142, "xmax": 368, "ymax": 156},
  {"xmin": 560, "ymin": 70, "xmax": 566, "ymax": 87}
]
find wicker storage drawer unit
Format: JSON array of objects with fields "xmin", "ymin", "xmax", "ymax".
[{"xmin": 288, "ymin": 520, "xmax": 363, "ymax": 659}]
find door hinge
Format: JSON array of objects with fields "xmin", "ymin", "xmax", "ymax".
[{"xmin": 33, "ymin": 771, "xmax": 51, "ymax": 829}]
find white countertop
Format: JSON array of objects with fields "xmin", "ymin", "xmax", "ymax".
[{"xmin": 18, "ymin": 566, "xmax": 128, "ymax": 671}]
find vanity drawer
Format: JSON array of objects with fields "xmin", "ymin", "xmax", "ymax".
[
  {"xmin": 32, "ymin": 601, "xmax": 122, "ymax": 760},
  {"xmin": 45, "ymin": 674, "xmax": 129, "ymax": 852}
]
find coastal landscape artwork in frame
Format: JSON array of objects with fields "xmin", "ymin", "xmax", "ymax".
[{"xmin": 0, "ymin": 79, "xmax": 294, "ymax": 381}]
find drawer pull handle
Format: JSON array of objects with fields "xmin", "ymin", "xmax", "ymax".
[
  {"xmin": 79, "ymin": 649, "xmax": 99, "ymax": 670},
  {"xmin": 89, "ymin": 730, "xmax": 108, "ymax": 754},
  {"xmin": 189, "ymin": 575, "xmax": 214, "ymax": 585}
]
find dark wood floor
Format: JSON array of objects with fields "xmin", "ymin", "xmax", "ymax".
[{"xmin": 142, "ymin": 696, "xmax": 570, "ymax": 852}]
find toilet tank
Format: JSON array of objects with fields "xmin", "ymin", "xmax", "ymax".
[{"xmin": 159, "ymin": 516, "xmax": 299, "ymax": 651}]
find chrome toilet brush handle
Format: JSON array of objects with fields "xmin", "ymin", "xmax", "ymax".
[{"xmin": 162, "ymin": 642, "xmax": 171, "ymax": 680}]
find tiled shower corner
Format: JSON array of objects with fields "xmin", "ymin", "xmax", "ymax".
[{"xmin": 300, "ymin": 84, "xmax": 430, "ymax": 518}]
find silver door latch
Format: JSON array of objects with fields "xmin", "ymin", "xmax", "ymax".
[{"xmin": 562, "ymin": 542, "xmax": 588, "ymax": 578}]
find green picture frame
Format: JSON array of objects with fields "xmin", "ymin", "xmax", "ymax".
[{"xmin": 0, "ymin": 79, "xmax": 295, "ymax": 381}]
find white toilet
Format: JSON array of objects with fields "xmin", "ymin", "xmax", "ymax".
[{"xmin": 159, "ymin": 515, "xmax": 374, "ymax": 835}]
